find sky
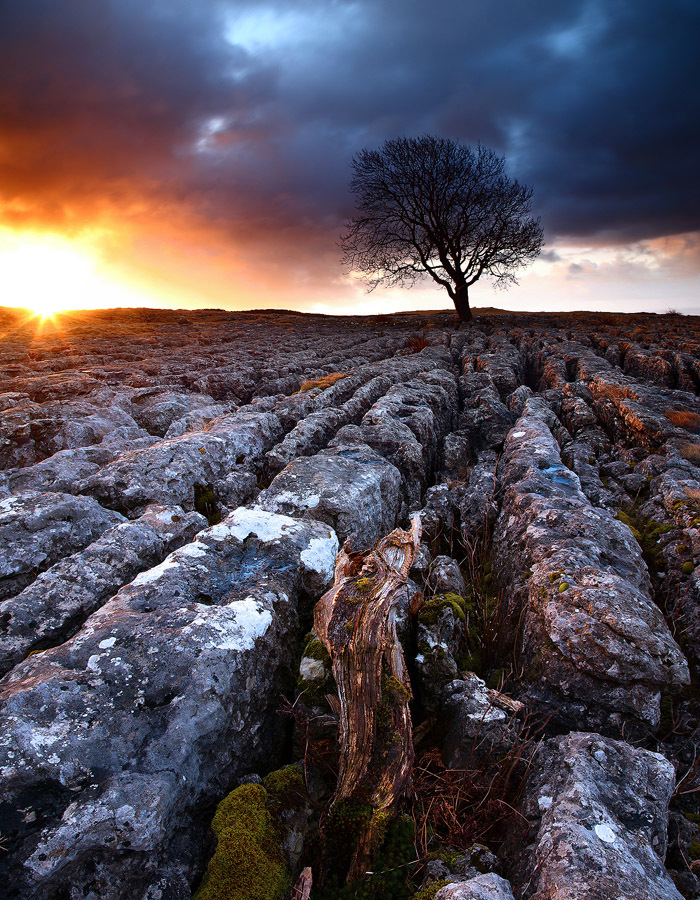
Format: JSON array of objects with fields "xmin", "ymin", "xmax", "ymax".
[{"xmin": 0, "ymin": 0, "xmax": 698, "ymax": 317}]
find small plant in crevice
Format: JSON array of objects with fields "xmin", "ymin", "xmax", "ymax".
[
  {"xmin": 311, "ymin": 811, "xmax": 417, "ymax": 900},
  {"xmin": 404, "ymin": 335, "xmax": 432, "ymax": 354},
  {"xmin": 411, "ymin": 713, "xmax": 545, "ymax": 861},
  {"xmin": 279, "ymin": 693, "xmax": 340, "ymax": 794},
  {"xmin": 456, "ymin": 530, "xmax": 516, "ymax": 684},
  {"xmin": 194, "ymin": 481, "xmax": 222, "ymax": 526},
  {"xmin": 616, "ymin": 505, "xmax": 673, "ymax": 588}
]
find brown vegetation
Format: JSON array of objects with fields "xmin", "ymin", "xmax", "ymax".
[
  {"xmin": 666, "ymin": 410, "xmax": 700, "ymax": 431},
  {"xmin": 680, "ymin": 443, "xmax": 700, "ymax": 465},
  {"xmin": 298, "ymin": 372, "xmax": 349, "ymax": 393}
]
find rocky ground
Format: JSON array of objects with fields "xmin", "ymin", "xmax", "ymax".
[{"xmin": 1, "ymin": 304, "xmax": 700, "ymax": 899}]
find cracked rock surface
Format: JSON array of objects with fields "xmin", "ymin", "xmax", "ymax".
[{"xmin": 2, "ymin": 306, "xmax": 700, "ymax": 898}]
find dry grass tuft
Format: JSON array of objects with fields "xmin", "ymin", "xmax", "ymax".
[
  {"xmin": 405, "ymin": 336, "xmax": 432, "ymax": 353},
  {"xmin": 683, "ymin": 487, "xmax": 700, "ymax": 510},
  {"xmin": 666, "ymin": 409, "xmax": 700, "ymax": 431},
  {"xmin": 680, "ymin": 443, "xmax": 700, "ymax": 465},
  {"xmin": 411, "ymin": 715, "xmax": 545, "ymax": 857},
  {"xmin": 298, "ymin": 372, "xmax": 349, "ymax": 393},
  {"xmin": 593, "ymin": 381, "xmax": 637, "ymax": 403}
]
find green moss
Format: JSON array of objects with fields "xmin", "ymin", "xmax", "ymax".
[
  {"xmin": 323, "ymin": 798, "xmax": 374, "ymax": 863},
  {"xmin": 658, "ymin": 692, "xmax": 674, "ymax": 735},
  {"xmin": 411, "ymin": 880, "xmax": 450, "ymax": 900},
  {"xmin": 368, "ymin": 809, "xmax": 391, "ymax": 856},
  {"xmin": 419, "ymin": 593, "xmax": 466, "ymax": 627},
  {"xmin": 314, "ymin": 814, "xmax": 415, "ymax": 900},
  {"xmin": 428, "ymin": 848, "xmax": 461, "ymax": 868},
  {"xmin": 547, "ymin": 571, "xmax": 562, "ymax": 583},
  {"xmin": 382, "ymin": 672, "xmax": 411, "ymax": 704},
  {"xmin": 194, "ymin": 482, "xmax": 221, "ymax": 526},
  {"xmin": 194, "ymin": 783, "xmax": 289, "ymax": 900},
  {"xmin": 486, "ymin": 668, "xmax": 504, "ymax": 690},
  {"xmin": 302, "ymin": 636, "xmax": 330, "ymax": 664},
  {"xmin": 690, "ymin": 840, "xmax": 700, "ymax": 861},
  {"xmin": 683, "ymin": 812, "xmax": 700, "ymax": 824},
  {"xmin": 298, "ymin": 675, "xmax": 336, "ymax": 710},
  {"xmin": 558, "ymin": 582, "xmax": 569, "ymax": 593},
  {"xmin": 618, "ymin": 504, "xmax": 674, "ymax": 582},
  {"xmin": 470, "ymin": 843, "xmax": 494, "ymax": 874},
  {"xmin": 263, "ymin": 766, "xmax": 304, "ymax": 809},
  {"xmin": 355, "ymin": 576, "xmax": 373, "ymax": 593},
  {"xmin": 616, "ymin": 510, "xmax": 642, "ymax": 541},
  {"xmin": 682, "ymin": 561, "xmax": 695, "ymax": 575}
]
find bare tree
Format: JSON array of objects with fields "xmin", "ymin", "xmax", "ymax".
[{"xmin": 340, "ymin": 135, "xmax": 544, "ymax": 322}]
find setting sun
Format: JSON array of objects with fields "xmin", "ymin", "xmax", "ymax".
[{"xmin": 0, "ymin": 230, "xmax": 160, "ymax": 314}]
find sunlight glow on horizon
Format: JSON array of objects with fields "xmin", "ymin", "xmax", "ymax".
[
  {"xmin": 0, "ymin": 230, "xmax": 166, "ymax": 315},
  {"xmin": 0, "ymin": 224, "xmax": 697, "ymax": 321}
]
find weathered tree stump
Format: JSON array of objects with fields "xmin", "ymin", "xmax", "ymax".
[
  {"xmin": 291, "ymin": 866, "xmax": 313, "ymax": 900},
  {"xmin": 314, "ymin": 515, "xmax": 422, "ymax": 882}
]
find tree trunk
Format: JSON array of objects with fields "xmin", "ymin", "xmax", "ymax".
[
  {"xmin": 454, "ymin": 283, "xmax": 472, "ymax": 323},
  {"xmin": 314, "ymin": 516, "xmax": 422, "ymax": 883}
]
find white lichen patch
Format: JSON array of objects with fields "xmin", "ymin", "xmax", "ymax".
[
  {"xmin": 466, "ymin": 707, "xmax": 506, "ymax": 724},
  {"xmin": 299, "ymin": 657, "xmax": 326, "ymax": 681},
  {"xmin": 28, "ymin": 720, "xmax": 72, "ymax": 751},
  {"xmin": 176, "ymin": 542, "xmax": 207, "ymax": 559},
  {"xmin": 300, "ymin": 533, "xmax": 339, "ymax": 583},
  {"xmin": 263, "ymin": 490, "xmax": 320, "ymax": 511},
  {"xmin": 141, "ymin": 505, "xmax": 186, "ymax": 529},
  {"xmin": 131, "ymin": 554, "xmax": 181, "ymax": 587},
  {"xmin": 98, "ymin": 637, "xmax": 117, "ymax": 649},
  {"xmin": 0, "ymin": 492, "xmax": 35, "ymax": 514},
  {"xmin": 594, "ymin": 823, "xmax": 617, "ymax": 843},
  {"xmin": 208, "ymin": 507, "xmax": 302, "ymax": 544},
  {"xmin": 185, "ymin": 597, "xmax": 272, "ymax": 651}
]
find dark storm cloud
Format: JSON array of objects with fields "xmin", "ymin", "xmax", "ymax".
[
  {"xmin": 1, "ymin": 0, "xmax": 698, "ymax": 257},
  {"xmin": 0, "ymin": 0, "xmax": 280, "ymax": 229}
]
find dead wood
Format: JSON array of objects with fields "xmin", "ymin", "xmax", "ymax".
[
  {"xmin": 291, "ymin": 866, "xmax": 313, "ymax": 900},
  {"xmin": 314, "ymin": 514, "xmax": 422, "ymax": 882}
]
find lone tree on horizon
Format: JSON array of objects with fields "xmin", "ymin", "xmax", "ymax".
[{"xmin": 340, "ymin": 135, "xmax": 544, "ymax": 322}]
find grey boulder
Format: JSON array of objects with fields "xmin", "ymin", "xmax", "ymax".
[
  {"xmin": 256, "ymin": 443, "xmax": 401, "ymax": 550},
  {"xmin": 0, "ymin": 491, "xmax": 125, "ymax": 600},
  {"xmin": 0, "ymin": 507, "xmax": 338, "ymax": 900},
  {"xmin": 0, "ymin": 503, "xmax": 206, "ymax": 676},
  {"xmin": 509, "ymin": 732, "xmax": 682, "ymax": 900}
]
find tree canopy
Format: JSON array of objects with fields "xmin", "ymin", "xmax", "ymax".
[{"xmin": 341, "ymin": 135, "xmax": 544, "ymax": 322}]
